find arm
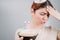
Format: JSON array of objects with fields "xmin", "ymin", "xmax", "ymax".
[{"xmin": 47, "ymin": 6, "xmax": 60, "ymax": 21}]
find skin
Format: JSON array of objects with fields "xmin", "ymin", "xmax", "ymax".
[
  {"xmin": 47, "ymin": 6, "xmax": 60, "ymax": 21},
  {"xmin": 18, "ymin": 7, "xmax": 49, "ymax": 40},
  {"xmin": 18, "ymin": 6, "xmax": 60, "ymax": 40},
  {"xmin": 47, "ymin": 6, "xmax": 60, "ymax": 40},
  {"xmin": 29, "ymin": 8, "xmax": 49, "ymax": 29},
  {"xmin": 18, "ymin": 37, "xmax": 23, "ymax": 40}
]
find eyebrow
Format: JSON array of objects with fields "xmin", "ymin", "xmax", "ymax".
[{"xmin": 41, "ymin": 12, "xmax": 47, "ymax": 14}]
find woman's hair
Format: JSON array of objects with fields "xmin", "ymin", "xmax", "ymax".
[{"xmin": 31, "ymin": 0, "xmax": 54, "ymax": 17}]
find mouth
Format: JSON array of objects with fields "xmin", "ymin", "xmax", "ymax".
[
  {"xmin": 41, "ymin": 21, "xmax": 46, "ymax": 24},
  {"xmin": 40, "ymin": 22, "xmax": 45, "ymax": 24}
]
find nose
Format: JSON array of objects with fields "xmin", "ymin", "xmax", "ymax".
[{"xmin": 42, "ymin": 16, "xmax": 47, "ymax": 20}]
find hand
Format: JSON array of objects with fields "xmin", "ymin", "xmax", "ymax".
[
  {"xmin": 47, "ymin": 6, "xmax": 60, "ymax": 20},
  {"xmin": 47, "ymin": 6, "xmax": 57, "ymax": 16},
  {"xmin": 18, "ymin": 37, "xmax": 23, "ymax": 40},
  {"xmin": 18, "ymin": 37, "xmax": 33, "ymax": 40}
]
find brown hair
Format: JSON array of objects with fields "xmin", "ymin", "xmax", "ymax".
[{"xmin": 31, "ymin": 0, "xmax": 54, "ymax": 17}]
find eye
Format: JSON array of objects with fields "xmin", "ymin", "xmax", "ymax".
[{"xmin": 40, "ymin": 12, "xmax": 47, "ymax": 16}]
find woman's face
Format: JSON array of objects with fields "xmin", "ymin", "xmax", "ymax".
[{"xmin": 32, "ymin": 8, "xmax": 49, "ymax": 24}]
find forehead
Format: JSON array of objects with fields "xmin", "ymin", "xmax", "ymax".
[{"xmin": 35, "ymin": 8, "xmax": 47, "ymax": 13}]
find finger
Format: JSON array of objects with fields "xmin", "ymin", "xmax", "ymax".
[
  {"xmin": 18, "ymin": 37, "xmax": 23, "ymax": 40},
  {"xmin": 47, "ymin": 8, "xmax": 49, "ymax": 11},
  {"xmin": 47, "ymin": 5, "xmax": 50, "ymax": 9},
  {"xmin": 30, "ymin": 39, "xmax": 33, "ymax": 40},
  {"xmin": 47, "ymin": 6, "xmax": 51, "ymax": 11},
  {"xmin": 47, "ymin": 6, "xmax": 54, "ymax": 12},
  {"xmin": 47, "ymin": 6, "xmax": 55, "ymax": 11},
  {"xmin": 47, "ymin": 5, "xmax": 49, "ymax": 8}
]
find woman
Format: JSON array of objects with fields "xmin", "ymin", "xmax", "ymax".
[{"xmin": 15, "ymin": 0, "xmax": 60, "ymax": 40}]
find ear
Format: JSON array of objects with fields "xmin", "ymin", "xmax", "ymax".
[{"xmin": 30, "ymin": 8, "xmax": 35, "ymax": 16}]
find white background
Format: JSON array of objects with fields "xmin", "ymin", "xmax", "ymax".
[{"xmin": 0, "ymin": 0, "xmax": 60, "ymax": 40}]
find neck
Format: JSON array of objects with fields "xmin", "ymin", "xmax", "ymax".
[{"xmin": 27, "ymin": 18, "xmax": 44, "ymax": 30}]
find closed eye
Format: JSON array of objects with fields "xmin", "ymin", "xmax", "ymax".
[{"xmin": 40, "ymin": 12, "xmax": 47, "ymax": 16}]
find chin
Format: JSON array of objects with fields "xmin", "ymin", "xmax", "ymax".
[{"xmin": 41, "ymin": 22, "xmax": 46, "ymax": 24}]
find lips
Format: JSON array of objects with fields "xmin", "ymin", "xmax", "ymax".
[{"xmin": 40, "ymin": 20, "xmax": 46, "ymax": 24}]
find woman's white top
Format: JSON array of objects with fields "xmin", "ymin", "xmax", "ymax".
[
  {"xmin": 15, "ymin": 26, "xmax": 60, "ymax": 40},
  {"xmin": 35, "ymin": 27, "xmax": 58, "ymax": 40}
]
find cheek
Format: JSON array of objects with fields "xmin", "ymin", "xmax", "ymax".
[
  {"xmin": 46, "ymin": 18, "xmax": 48, "ymax": 21},
  {"xmin": 35, "ymin": 14, "xmax": 42, "ymax": 20},
  {"xmin": 36, "ymin": 14, "xmax": 48, "ymax": 22},
  {"xmin": 43, "ymin": 16, "xmax": 48, "ymax": 22}
]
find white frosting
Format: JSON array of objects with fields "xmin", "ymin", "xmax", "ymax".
[
  {"xmin": 34, "ymin": 0, "xmax": 47, "ymax": 3},
  {"xmin": 19, "ymin": 29, "xmax": 38, "ymax": 36}
]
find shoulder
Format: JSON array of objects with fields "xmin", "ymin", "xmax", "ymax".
[
  {"xmin": 51, "ymin": 27, "xmax": 60, "ymax": 40},
  {"xmin": 50, "ymin": 27, "xmax": 60, "ymax": 34},
  {"xmin": 51, "ymin": 27, "xmax": 59, "ymax": 32},
  {"xmin": 45, "ymin": 26, "xmax": 59, "ymax": 32}
]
